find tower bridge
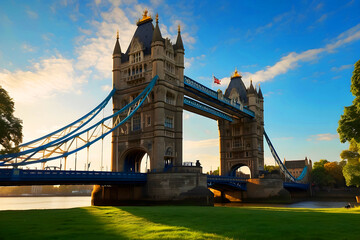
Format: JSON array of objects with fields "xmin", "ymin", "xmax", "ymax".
[{"xmin": 0, "ymin": 10, "xmax": 310, "ymax": 205}]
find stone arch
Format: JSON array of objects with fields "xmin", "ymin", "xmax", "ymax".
[
  {"xmin": 120, "ymin": 147, "xmax": 150, "ymax": 173},
  {"xmin": 229, "ymin": 163, "xmax": 251, "ymax": 178}
]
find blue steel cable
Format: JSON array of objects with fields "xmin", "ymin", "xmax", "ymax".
[
  {"xmin": 0, "ymin": 89, "xmax": 116, "ymax": 161},
  {"xmin": 0, "ymin": 76, "xmax": 158, "ymax": 166},
  {"xmin": 264, "ymin": 130, "xmax": 308, "ymax": 182}
]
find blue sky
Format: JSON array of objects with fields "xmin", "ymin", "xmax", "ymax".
[{"xmin": 0, "ymin": 0, "xmax": 360, "ymax": 172}]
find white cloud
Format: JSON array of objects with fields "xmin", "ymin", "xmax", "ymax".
[
  {"xmin": 331, "ymin": 64, "xmax": 353, "ymax": 71},
  {"xmin": 0, "ymin": 56, "xmax": 82, "ymax": 103},
  {"xmin": 101, "ymin": 84, "xmax": 112, "ymax": 91},
  {"xmin": 26, "ymin": 9, "xmax": 38, "ymax": 19},
  {"xmin": 184, "ymin": 57, "xmax": 194, "ymax": 68},
  {"xmin": 245, "ymin": 23, "xmax": 360, "ymax": 84},
  {"xmin": 75, "ymin": 7, "xmax": 136, "ymax": 79},
  {"xmin": 307, "ymin": 133, "xmax": 339, "ymax": 141},
  {"xmin": 183, "ymin": 113, "xmax": 191, "ymax": 120},
  {"xmin": 21, "ymin": 43, "xmax": 36, "ymax": 53}
]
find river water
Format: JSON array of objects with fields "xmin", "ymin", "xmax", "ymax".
[
  {"xmin": 0, "ymin": 197, "xmax": 355, "ymax": 211},
  {"xmin": 0, "ymin": 196, "xmax": 91, "ymax": 211}
]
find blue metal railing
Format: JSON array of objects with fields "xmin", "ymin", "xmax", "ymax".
[
  {"xmin": 0, "ymin": 169, "xmax": 147, "ymax": 185},
  {"xmin": 184, "ymin": 76, "xmax": 255, "ymax": 118}
]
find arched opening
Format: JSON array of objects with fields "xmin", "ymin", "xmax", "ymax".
[
  {"xmin": 230, "ymin": 164, "xmax": 251, "ymax": 178},
  {"xmin": 164, "ymin": 147, "xmax": 174, "ymax": 170},
  {"xmin": 123, "ymin": 148, "xmax": 150, "ymax": 173}
]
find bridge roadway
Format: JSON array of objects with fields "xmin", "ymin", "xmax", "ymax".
[{"xmin": 0, "ymin": 169, "xmax": 308, "ymax": 190}]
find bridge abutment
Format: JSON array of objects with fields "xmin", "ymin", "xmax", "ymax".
[{"xmin": 92, "ymin": 169, "xmax": 213, "ymax": 206}]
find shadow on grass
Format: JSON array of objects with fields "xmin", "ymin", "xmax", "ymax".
[
  {"xmin": 0, "ymin": 207, "xmax": 227, "ymax": 240},
  {"xmin": 0, "ymin": 207, "xmax": 130, "ymax": 240},
  {"xmin": 122, "ymin": 206, "xmax": 360, "ymax": 240}
]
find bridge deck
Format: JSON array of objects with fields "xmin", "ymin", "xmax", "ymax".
[
  {"xmin": 184, "ymin": 76, "xmax": 255, "ymax": 119},
  {"xmin": 0, "ymin": 169, "xmax": 147, "ymax": 186},
  {"xmin": 0, "ymin": 169, "xmax": 308, "ymax": 191}
]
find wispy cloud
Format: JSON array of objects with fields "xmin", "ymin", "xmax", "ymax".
[
  {"xmin": 26, "ymin": 9, "xmax": 38, "ymax": 19},
  {"xmin": 307, "ymin": 133, "xmax": 339, "ymax": 141},
  {"xmin": 331, "ymin": 64, "xmax": 353, "ymax": 71},
  {"xmin": 21, "ymin": 43, "xmax": 36, "ymax": 53},
  {"xmin": 101, "ymin": 85, "xmax": 112, "ymax": 91},
  {"xmin": 0, "ymin": 56, "xmax": 83, "ymax": 103},
  {"xmin": 245, "ymin": 23, "xmax": 360, "ymax": 84}
]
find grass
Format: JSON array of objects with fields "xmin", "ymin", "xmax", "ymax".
[{"xmin": 0, "ymin": 206, "xmax": 360, "ymax": 240}]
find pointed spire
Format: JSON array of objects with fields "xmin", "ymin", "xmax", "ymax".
[
  {"xmin": 174, "ymin": 24, "xmax": 184, "ymax": 50},
  {"xmin": 152, "ymin": 13, "xmax": 164, "ymax": 42},
  {"xmin": 258, "ymin": 83, "xmax": 264, "ymax": 99},
  {"xmin": 113, "ymin": 30, "xmax": 121, "ymax": 55},
  {"xmin": 248, "ymin": 78, "xmax": 256, "ymax": 94},
  {"xmin": 137, "ymin": 9, "xmax": 152, "ymax": 25},
  {"xmin": 231, "ymin": 68, "xmax": 241, "ymax": 78}
]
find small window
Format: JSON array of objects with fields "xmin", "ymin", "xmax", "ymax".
[
  {"xmin": 165, "ymin": 92, "xmax": 175, "ymax": 105},
  {"xmin": 146, "ymin": 115, "xmax": 151, "ymax": 126},
  {"xmin": 132, "ymin": 115, "xmax": 141, "ymax": 131},
  {"xmin": 165, "ymin": 116, "xmax": 174, "ymax": 128}
]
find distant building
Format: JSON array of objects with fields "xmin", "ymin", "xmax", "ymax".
[{"xmin": 284, "ymin": 157, "xmax": 312, "ymax": 182}]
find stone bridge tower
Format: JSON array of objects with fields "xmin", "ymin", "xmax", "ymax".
[
  {"xmin": 218, "ymin": 70, "xmax": 264, "ymax": 178},
  {"xmin": 111, "ymin": 11, "xmax": 185, "ymax": 173}
]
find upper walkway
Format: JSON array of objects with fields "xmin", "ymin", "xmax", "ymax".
[{"xmin": 183, "ymin": 76, "xmax": 255, "ymax": 120}]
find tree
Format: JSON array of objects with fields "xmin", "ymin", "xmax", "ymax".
[
  {"xmin": 0, "ymin": 86, "xmax": 22, "ymax": 154},
  {"xmin": 312, "ymin": 167, "xmax": 332, "ymax": 187},
  {"xmin": 313, "ymin": 159, "xmax": 329, "ymax": 169},
  {"xmin": 264, "ymin": 164, "xmax": 280, "ymax": 174},
  {"xmin": 338, "ymin": 60, "xmax": 360, "ymax": 187},
  {"xmin": 342, "ymin": 163, "xmax": 360, "ymax": 187},
  {"xmin": 324, "ymin": 162, "xmax": 345, "ymax": 187},
  {"xmin": 338, "ymin": 60, "xmax": 360, "ymax": 143}
]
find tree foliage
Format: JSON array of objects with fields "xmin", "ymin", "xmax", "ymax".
[
  {"xmin": 342, "ymin": 163, "xmax": 360, "ymax": 187},
  {"xmin": 0, "ymin": 86, "xmax": 22, "ymax": 154},
  {"xmin": 337, "ymin": 60, "xmax": 360, "ymax": 186},
  {"xmin": 311, "ymin": 160, "xmax": 345, "ymax": 187},
  {"xmin": 313, "ymin": 159, "xmax": 329, "ymax": 169},
  {"xmin": 338, "ymin": 60, "xmax": 360, "ymax": 143},
  {"xmin": 264, "ymin": 164, "xmax": 280, "ymax": 174},
  {"xmin": 324, "ymin": 162, "xmax": 345, "ymax": 187}
]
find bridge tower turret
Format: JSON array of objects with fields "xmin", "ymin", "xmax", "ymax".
[
  {"xmin": 218, "ymin": 70, "xmax": 264, "ymax": 178},
  {"xmin": 110, "ymin": 10, "xmax": 185, "ymax": 172}
]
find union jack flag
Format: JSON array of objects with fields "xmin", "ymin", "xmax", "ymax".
[{"xmin": 213, "ymin": 75, "xmax": 221, "ymax": 85}]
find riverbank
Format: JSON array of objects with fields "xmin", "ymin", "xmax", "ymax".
[{"xmin": 0, "ymin": 206, "xmax": 359, "ymax": 239}]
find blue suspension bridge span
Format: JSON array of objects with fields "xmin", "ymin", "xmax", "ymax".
[
  {"xmin": 0, "ymin": 75, "xmax": 308, "ymax": 191},
  {"xmin": 0, "ymin": 11, "xmax": 310, "ymax": 204}
]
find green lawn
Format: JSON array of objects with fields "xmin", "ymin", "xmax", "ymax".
[{"xmin": 0, "ymin": 206, "xmax": 359, "ymax": 240}]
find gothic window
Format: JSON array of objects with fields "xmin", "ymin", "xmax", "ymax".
[
  {"xmin": 165, "ymin": 92, "xmax": 175, "ymax": 105},
  {"xmin": 165, "ymin": 116, "xmax": 174, "ymax": 128},
  {"xmin": 232, "ymin": 138, "xmax": 242, "ymax": 148},
  {"xmin": 132, "ymin": 115, "xmax": 141, "ymax": 131},
  {"xmin": 165, "ymin": 147, "xmax": 173, "ymax": 156}
]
